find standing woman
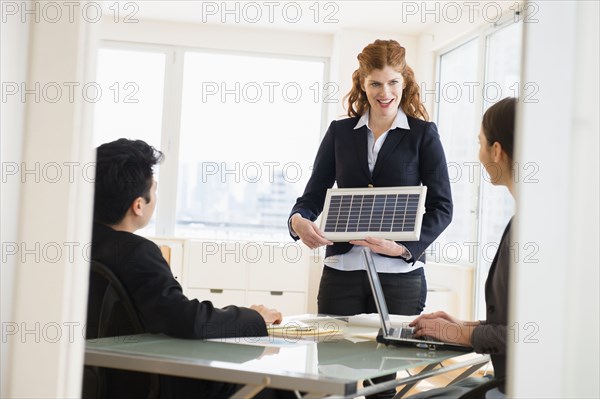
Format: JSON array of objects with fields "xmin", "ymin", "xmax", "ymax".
[{"xmin": 289, "ymin": 39, "xmax": 452, "ymax": 321}]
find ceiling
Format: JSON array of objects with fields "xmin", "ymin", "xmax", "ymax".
[{"xmin": 131, "ymin": 1, "xmax": 441, "ymax": 35}]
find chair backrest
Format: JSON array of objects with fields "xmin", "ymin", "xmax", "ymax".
[
  {"xmin": 83, "ymin": 260, "xmax": 159, "ymax": 399},
  {"xmin": 86, "ymin": 261, "xmax": 144, "ymax": 339}
]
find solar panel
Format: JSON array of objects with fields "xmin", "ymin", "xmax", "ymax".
[{"xmin": 320, "ymin": 186, "xmax": 427, "ymax": 242}]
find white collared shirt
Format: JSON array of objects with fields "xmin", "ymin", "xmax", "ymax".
[
  {"xmin": 354, "ymin": 108, "xmax": 411, "ymax": 177},
  {"xmin": 324, "ymin": 108, "xmax": 424, "ymax": 273}
]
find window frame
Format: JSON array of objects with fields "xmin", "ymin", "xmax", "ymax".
[
  {"xmin": 96, "ymin": 40, "xmax": 330, "ymax": 239},
  {"xmin": 432, "ymin": 15, "xmax": 523, "ymax": 318}
]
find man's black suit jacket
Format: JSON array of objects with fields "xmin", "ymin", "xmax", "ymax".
[
  {"xmin": 290, "ymin": 115, "xmax": 453, "ymax": 264},
  {"xmin": 91, "ymin": 222, "xmax": 267, "ymax": 339}
]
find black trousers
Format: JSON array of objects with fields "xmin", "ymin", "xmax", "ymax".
[
  {"xmin": 317, "ymin": 266, "xmax": 427, "ymax": 399},
  {"xmin": 317, "ymin": 266, "xmax": 427, "ymax": 316}
]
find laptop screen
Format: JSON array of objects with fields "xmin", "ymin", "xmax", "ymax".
[
  {"xmin": 362, "ymin": 248, "xmax": 392, "ymax": 335},
  {"xmin": 362, "ymin": 247, "xmax": 473, "ymax": 352}
]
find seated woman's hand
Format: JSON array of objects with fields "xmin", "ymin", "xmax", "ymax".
[
  {"xmin": 411, "ymin": 310, "xmax": 463, "ymax": 325},
  {"xmin": 409, "ymin": 311, "xmax": 479, "ymax": 346}
]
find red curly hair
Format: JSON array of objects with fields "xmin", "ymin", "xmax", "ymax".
[{"xmin": 344, "ymin": 39, "xmax": 429, "ymax": 121}]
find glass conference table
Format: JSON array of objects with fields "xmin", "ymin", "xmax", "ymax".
[{"xmin": 85, "ymin": 316, "xmax": 490, "ymax": 398}]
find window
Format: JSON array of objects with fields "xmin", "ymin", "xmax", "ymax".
[
  {"xmin": 176, "ymin": 51, "xmax": 324, "ymax": 241},
  {"xmin": 93, "ymin": 48, "xmax": 165, "ymax": 149},
  {"xmin": 92, "ymin": 47, "xmax": 166, "ymax": 236},
  {"xmin": 476, "ymin": 21, "xmax": 522, "ymax": 318},
  {"xmin": 93, "ymin": 44, "xmax": 326, "ymax": 242},
  {"xmin": 433, "ymin": 19, "xmax": 522, "ymax": 318},
  {"xmin": 433, "ymin": 38, "xmax": 480, "ymax": 262}
]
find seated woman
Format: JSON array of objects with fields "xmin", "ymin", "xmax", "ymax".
[{"xmin": 409, "ymin": 97, "xmax": 517, "ymax": 399}]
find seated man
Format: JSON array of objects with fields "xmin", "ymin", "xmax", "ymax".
[{"xmin": 89, "ymin": 138, "xmax": 282, "ymax": 398}]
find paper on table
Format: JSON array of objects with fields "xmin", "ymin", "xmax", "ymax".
[
  {"xmin": 344, "ymin": 333, "xmax": 377, "ymax": 343},
  {"xmin": 267, "ymin": 320, "xmax": 312, "ymax": 333},
  {"xmin": 283, "ymin": 314, "xmax": 348, "ymax": 324},
  {"xmin": 267, "ymin": 318, "xmax": 344, "ymax": 339}
]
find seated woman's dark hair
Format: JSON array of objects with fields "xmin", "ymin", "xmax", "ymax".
[
  {"xmin": 93, "ymin": 139, "xmax": 163, "ymax": 225},
  {"xmin": 481, "ymin": 97, "xmax": 517, "ymax": 160}
]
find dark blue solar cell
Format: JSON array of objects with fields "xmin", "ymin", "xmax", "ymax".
[{"xmin": 323, "ymin": 192, "xmax": 421, "ymax": 235}]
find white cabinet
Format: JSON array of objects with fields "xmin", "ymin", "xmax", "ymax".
[
  {"xmin": 186, "ymin": 288, "xmax": 246, "ymax": 309},
  {"xmin": 149, "ymin": 238, "xmax": 474, "ymax": 319},
  {"xmin": 247, "ymin": 244, "xmax": 307, "ymax": 292},
  {"xmin": 183, "ymin": 240, "xmax": 310, "ymax": 314},
  {"xmin": 245, "ymin": 243, "xmax": 309, "ymax": 315},
  {"xmin": 246, "ymin": 291, "xmax": 306, "ymax": 316},
  {"xmin": 186, "ymin": 241, "xmax": 247, "ymax": 290}
]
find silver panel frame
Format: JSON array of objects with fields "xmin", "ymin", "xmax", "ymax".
[{"xmin": 320, "ymin": 186, "xmax": 427, "ymax": 242}]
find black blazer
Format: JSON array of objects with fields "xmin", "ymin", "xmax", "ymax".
[
  {"xmin": 290, "ymin": 115, "xmax": 453, "ymax": 263},
  {"xmin": 90, "ymin": 222, "xmax": 267, "ymax": 339},
  {"xmin": 471, "ymin": 218, "xmax": 512, "ymax": 391}
]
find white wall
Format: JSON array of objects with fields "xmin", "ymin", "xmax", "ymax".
[
  {"xmin": 2, "ymin": 2, "xmax": 99, "ymax": 396},
  {"xmin": 562, "ymin": 2, "xmax": 600, "ymax": 395},
  {"xmin": 100, "ymin": 18, "xmax": 333, "ymax": 58},
  {"xmin": 509, "ymin": 1, "xmax": 600, "ymax": 397},
  {"xmin": 329, "ymin": 29, "xmax": 418, "ymax": 119},
  {"xmin": 99, "ymin": 19, "xmax": 420, "ymax": 128},
  {"xmin": 0, "ymin": 3, "xmax": 29, "ymax": 397}
]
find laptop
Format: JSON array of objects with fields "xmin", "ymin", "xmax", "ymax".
[{"xmin": 362, "ymin": 248, "xmax": 472, "ymax": 352}]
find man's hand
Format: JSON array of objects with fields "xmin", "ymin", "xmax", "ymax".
[{"xmin": 250, "ymin": 304, "xmax": 283, "ymax": 325}]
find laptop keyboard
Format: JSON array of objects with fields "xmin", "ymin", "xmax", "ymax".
[
  {"xmin": 389, "ymin": 327, "xmax": 438, "ymax": 341},
  {"xmin": 389, "ymin": 327, "xmax": 416, "ymax": 339}
]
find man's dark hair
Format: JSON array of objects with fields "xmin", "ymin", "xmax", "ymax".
[{"xmin": 93, "ymin": 139, "xmax": 164, "ymax": 225}]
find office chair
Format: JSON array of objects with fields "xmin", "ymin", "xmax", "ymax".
[
  {"xmin": 82, "ymin": 260, "xmax": 160, "ymax": 399},
  {"xmin": 456, "ymin": 378, "xmax": 504, "ymax": 399}
]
